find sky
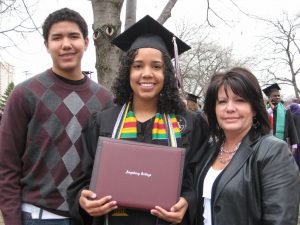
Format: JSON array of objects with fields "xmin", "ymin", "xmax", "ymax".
[{"xmin": 1, "ymin": 0, "xmax": 300, "ymax": 97}]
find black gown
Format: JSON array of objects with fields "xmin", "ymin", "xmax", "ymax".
[
  {"xmin": 67, "ymin": 105, "xmax": 209, "ymax": 225},
  {"xmin": 272, "ymin": 107, "xmax": 299, "ymax": 145}
]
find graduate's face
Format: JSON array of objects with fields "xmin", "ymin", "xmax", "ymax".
[
  {"xmin": 130, "ymin": 48, "xmax": 164, "ymax": 104},
  {"xmin": 269, "ymin": 91, "xmax": 281, "ymax": 106}
]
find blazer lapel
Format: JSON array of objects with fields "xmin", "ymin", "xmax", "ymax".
[{"xmin": 213, "ymin": 136, "xmax": 256, "ymax": 203}]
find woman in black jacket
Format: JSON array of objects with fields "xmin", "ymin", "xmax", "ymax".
[{"xmin": 194, "ymin": 67, "xmax": 300, "ymax": 225}]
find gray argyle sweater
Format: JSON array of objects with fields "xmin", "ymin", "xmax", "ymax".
[{"xmin": 0, "ymin": 69, "xmax": 113, "ymax": 225}]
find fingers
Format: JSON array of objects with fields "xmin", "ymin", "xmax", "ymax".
[
  {"xmin": 150, "ymin": 197, "xmax": 188, "ymax": 224},
  {"xmin": 79, "ymin": 190, "xmax": 118, "ymax": 217},
  {"xmin": 170, "ymin": 197, "xmax": 187, "ymax": 212}
]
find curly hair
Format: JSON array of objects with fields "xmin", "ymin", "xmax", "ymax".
[
  {"xmin": 42, "ymin": 8, "xmax": 88, "ymax": 41},
  {"xmin": 203, "ymin": 67, "xmax": 270, "ymax": 143},
  {"xmin": 112, "ymin": 49, "xmax": 186, "ymax": 114}
]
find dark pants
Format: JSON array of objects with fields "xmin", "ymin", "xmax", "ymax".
[{"xmin": 22, "ymin": 211, "xmax": 72, "ymax": 225}]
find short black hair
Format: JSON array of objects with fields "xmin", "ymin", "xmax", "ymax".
[
  {"xmin": 42, "ymin": 8, "xmax": 88, "ymax": 41},
  {"xmin": 111, "ymin": 49, "xmax": 186, "ymax": 114},
  {"xmin": 204, "ymin": 67, "xmax": 270, "ymax": 143}
]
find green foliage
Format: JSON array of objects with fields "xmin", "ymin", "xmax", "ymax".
[{"xmin": 0, "ymin": 82, "xmax": 15, "ymax": 111}]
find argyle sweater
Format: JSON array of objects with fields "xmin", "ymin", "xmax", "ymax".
[{"xmin": 0, "ymin": 69, "xmax": 113, "ymax": 225}]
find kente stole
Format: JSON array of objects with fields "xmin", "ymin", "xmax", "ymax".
[
  {"xmin": 110, "ymin": 102, "xmax": 182, "ymax": 217},
  {"xmin": 112, "ymin": 102, "xmax": 181, "ymax": 147}
]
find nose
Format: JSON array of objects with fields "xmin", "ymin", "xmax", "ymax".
[
  {"xmin": 141, "ymin": 66, "xmax": 153, "ymax": 78},
  {"xmin": 225, "ymin": 100, "xmax": 236, "ymax": 112},
  {"xmin": 61, "ymin": 37, "xmax": 72, "ymax": 49}
]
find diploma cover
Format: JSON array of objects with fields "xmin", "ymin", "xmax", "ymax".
[{"xmin": 90, "ymin": 137, "xmax": 186, "ymax": 210}]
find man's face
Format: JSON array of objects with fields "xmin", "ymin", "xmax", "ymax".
[
  {"xmin": 269, "ymin": 91, "xmax": 281, "ymax": 106},
  {"xmin": 45, "ymin": 21, "xmax": 89, "ymax": 76}
]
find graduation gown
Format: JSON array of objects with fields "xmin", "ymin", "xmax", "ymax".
[
  {"xmin": 67, "ymin": 105, "xmax": 209, "ymax": 225},
  {"xmin": 272, "ymin": 107, "xmax": 299, "ymax": 145}
]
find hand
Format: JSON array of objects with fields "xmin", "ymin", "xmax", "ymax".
[
  {"xmin": 79, "ymin": 189, "xmax": 118, "ymax": 217},
  {"xmin": 150, "ymin": 197, "xmax": 188, "ymax": 224},
  {"xmin": 269, "ymin": 99, "xmax": 276, "ymax": 109}
]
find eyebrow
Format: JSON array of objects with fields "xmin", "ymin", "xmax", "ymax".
[{"xmin": 50, "ymin": 32, "xmax": 81, "ymax": 37}]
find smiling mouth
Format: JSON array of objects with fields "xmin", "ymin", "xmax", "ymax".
[
  {"xmin": 224, "ymin": 117, "xmax": 239, "ymax": 121},
  {"xmin": 139, "ymin": 83, "xmax": 155, "ymax": 87},
  {"xmin": 60, "ymin": 52, "xmax": 75, "ymax": 57}
]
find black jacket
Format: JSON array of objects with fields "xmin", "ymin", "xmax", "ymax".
[
  {"xmin": 194, "ymin": 134, "xmax": 300, "ymax": 225},
  {"xmin": 67, "ymin": 106, "xmax": 209, "ymax": 225}
]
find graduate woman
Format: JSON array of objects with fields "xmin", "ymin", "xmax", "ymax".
[{"xmin": 67, "ymin": 15, "xmax": 209, "ymax": 225}]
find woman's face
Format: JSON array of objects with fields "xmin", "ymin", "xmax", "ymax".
[
  {"xmin": 216, "ymin": 85, "xmax": 255, "ymax": 138},
  {"xmin": 130, "ymin": 48, "xmax": 164, "ymax": 104}
]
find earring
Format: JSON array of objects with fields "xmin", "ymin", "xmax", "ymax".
[{"xmin": 252, "ymin": 116, "xmax": 260, "ymax": 129}]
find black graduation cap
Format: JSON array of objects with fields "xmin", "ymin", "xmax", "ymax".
[
  {"xmin": 111, "ymin": 15, "xmax": 191, "ymax": 59},
  {"xmin": 186, "ymin": 93, "xmax": 200, "ymax": 103},
  {"xmin": 262, "ymin": 83, "xmax": 281, "ymax": 97}
]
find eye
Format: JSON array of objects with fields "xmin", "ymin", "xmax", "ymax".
[
  {"xmin": 236, "ymin": 97, "xmax": 246, "ymax": 102},
  {"xmin": 51, "ymin": 36, "xmax": 61, "ymax": 41},
  {"xmin": 153, "ymin": 64, "xmax": 162, "ymax": 70},
  {"xmin": 132, "ymin": 63, "xmax": 142, "ymax": 69},
  {"xmin": 217, "ymin": 99, "xmax": 227, "ymax": 104},
  {"xmin": 71, "ymin": 36, "xmax": 79, "ymax": 39}
]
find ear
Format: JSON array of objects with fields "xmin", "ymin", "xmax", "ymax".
[
  {"xmin": 84, "ymin": 37, "xmax": 89, "ymax": 51},
  {"xmin": 44, "ymin": 40, "xmax": 49, "ymax": 53}
]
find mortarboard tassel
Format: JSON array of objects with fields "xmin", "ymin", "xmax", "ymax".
[{"xmin": 172, "ymin": 37, "xmax": 183, "ymax": 90}]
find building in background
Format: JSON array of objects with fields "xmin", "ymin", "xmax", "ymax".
[{"xmin": 0, "ymin": 62, "xmax": 14, "ymax": 96}]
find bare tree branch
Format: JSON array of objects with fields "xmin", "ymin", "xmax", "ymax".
[
  {"xmin": 258, "ymin": 13, "xmax": 300, "ymax": 98},
  {"xmin": 157, "ymin": 0, "xmax": 177, "ymax": 24}
]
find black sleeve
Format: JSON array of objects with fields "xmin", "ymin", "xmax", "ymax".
[
  {"xmin": 67, "ymin": 112, "xmax": 102, "ymax": 225},
  {"xmin": 180, "ymin": 111, "xmax": 210, "ymax": 225},
  {"xmin": 285, "ymin": 110, "xmax": 299, "ymax": 146}
]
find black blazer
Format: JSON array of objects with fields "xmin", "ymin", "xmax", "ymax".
[{"xmin": 193, "ymin": 134, "xmax": 300, "ymax": 225}]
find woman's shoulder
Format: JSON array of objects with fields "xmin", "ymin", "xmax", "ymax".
[
  {"xmin": 84, "ymin": 105, "xmax": 121, "ymax": 129},
  {"xmin": 257, "ymin": 134, "xmax": 286, "ymax": 146},
  {"xmin": 254, "ymin": 134, "xmax": 289, "ymax": 159}
]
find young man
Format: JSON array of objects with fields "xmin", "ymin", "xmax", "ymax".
[
  {"xmin": 263, "ymin": 83, "xmax": 298, "ymax": 153},
  {"xmin": 0, "ymin": 8, "xmax": 112, "ymax": 225}
]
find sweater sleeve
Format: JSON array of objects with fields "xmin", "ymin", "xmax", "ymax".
[{"xmin": 0, "ymin": 86, "xmax": 32, "ymax": 225}]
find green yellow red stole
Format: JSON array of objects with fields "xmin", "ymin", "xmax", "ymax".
[{"xmin": 112, "ymin": 102, "xmax": 181, "ymax": 147}]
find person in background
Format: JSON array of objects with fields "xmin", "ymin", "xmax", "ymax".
[
  {"xmin": 263, "ymin": 83, "xmax": 299, "ymax": 152},
  {"xmin": 289, "ymin": 102, "xmax": 300, "ymax": 169},
  {"xmin": 193, "ymin": 67, "xmax": 299, "ymax": 225},
  {"xmin": 67, "ymin": 15, "xmax": 209, "ymax": 225},
  {"xmin": 0, "ymin": 8, "xmax": 112, "ymax": 225},
  {"xmin": 186, "ymin": 93, "xmax": 201, "ymax": 112}
]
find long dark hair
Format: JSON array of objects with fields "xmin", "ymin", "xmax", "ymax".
[
  {"xmin": 203, "ymin": 67, "xmax": 270, "ymax": 144},
  {"xmin": 112, "ymin": 49, "xmax": 186, "ymax": 114}
]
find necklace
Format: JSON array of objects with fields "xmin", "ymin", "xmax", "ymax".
[{"xmin": 218, "ymin": 142, "xmax": 241, "ymax": 164}]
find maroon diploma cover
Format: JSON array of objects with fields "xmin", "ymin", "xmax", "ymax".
[{"xmin": 90, "ymin": 137, "xmax": 186, "ymax": 210}]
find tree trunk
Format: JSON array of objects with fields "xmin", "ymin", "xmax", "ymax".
[
  {"xmin": 125, "ymin": 0, "xmax": 137, "ymax": 30},
  {"xmin": 91, "ymin": 0, "xmax": 124, "ymax": 88}
]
